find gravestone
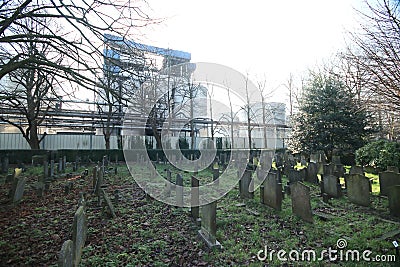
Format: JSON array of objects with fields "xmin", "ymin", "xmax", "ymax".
[
  {"xmin": 379, "ymin": 171, "xmax": 400, "ymax": 196},
  {"xmin": 163, "ymin": 169, "xmax": 172, "ymax": 197},
  {"xmin": 388, "ymin": 185, "xmax": 400, "ymax": 217},
  {"xmin": 240, "ymin": 170, "xmax": 254, "ymax": 199},
  {"xmin": 290, "ymin": 182, "xmax": 313, "ymax": 223},
  {"xmin": 305, "ymin": 162, "xmax": 318, "ymax": 183},
  {"xmin": 262, "ymin": 171, "xmax": 282, "ymax": 211},
  {"xmin": 191, "ymin": 176, "xmax": 200, "ymax": 223},
  {"xmin": 101, "ymin": 189, "xmax": 116, "ymax": 218},
  {"xmin": 387, "ymin": 166, "xmax": 399, "ymax": 173},
  {"xmin": 198, "ymin": 201, "xmax": 221, "ymax": 249},
  {"xmin": 323, "ymin": 174, "xmax": 341, "ymax": 198},
  {"xmin": 58, "ymin": 158, "xmax": 63, "ymax": 173},
  {"xmin": 10, "ymin": 177, "xmax": 27, "ymax": 203},
  {"xmin": 176, "ymin": 174, "xmax": 183, "ymax": 207},
  {"xmin": 333, "ymin": 164, "xmax": 345, "ymax": 178},
  {"xmin": 62, "ymin": 156, "xmax": 67, "ymax": 172},
  {"xmin": 72, "ymin": 206, "xmax": 87, "ymax": 267},
  {"xmin": 213, "ymin": 167, "xmax": 219, "ymax": 185},
  {"xmin": 1, "ymin": 156, "xmax": 9, "ymax": 174},
  {"xmin": 95, "ymin": 166, "xmax": 104, "ymax": 196},
  {"xmin": 102, "ymin": 155, "xmax": 108, "ymax": 167},
  {"xmin": 288, "ymin": 169, "xmax": 303, "ymax": 183},
  {"xmin": 58, "ymin": 239, "xmax": 73, "ymax": 267},
  {"xmin": 347, "ymin": 174, "xmax": 370, "ymax": 206},
  {"xmin": 50, "ymin": 160, "xmax": 55, "ymax": 178},
  {"xmin": 256, "ymin": 168, "xmax": 268, "ymax": 182},
  {"xmin": 349, "ymin": 165, "xmax": 364, "ymax": 175},
  {"xmin": 323, "ymin": 163, "xmax": 335, "ymax": 176}
]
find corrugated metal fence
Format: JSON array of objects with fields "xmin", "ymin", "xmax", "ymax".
[
  {"xmin": 0, "ymin": 133, "xmax": 118, "ymax": 150},
  {"xmin": 0, "ymin": 133, "xmax": 286, "ymax": 150}
]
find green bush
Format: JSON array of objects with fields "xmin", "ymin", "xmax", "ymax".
[{"xmin": 355, "ymin": 140, "xmax": 400, "ymax": 170}]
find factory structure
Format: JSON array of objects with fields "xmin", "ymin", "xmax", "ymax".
[{"xmin": 0, "ymin": 34, "xmax": 289, "ymax": 149}]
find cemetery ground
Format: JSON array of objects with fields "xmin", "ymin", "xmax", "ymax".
[{"xmin": 0, "ymin": 162, "xmax": 399, "ymax": 266}]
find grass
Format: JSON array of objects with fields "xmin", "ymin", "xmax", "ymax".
[{"xmin": 1, "ymin": 162, "xmax": 399, "ymax": 266}]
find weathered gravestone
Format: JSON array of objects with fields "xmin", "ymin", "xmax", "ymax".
[
  {"xmin": 212, "ymin": 167, "xmax": 219, "ymax": 185},
  {"xmin": 262, "ymin": 171, "xmax": 282, "ymax": 211},
  {"xmin": 306, "ymin": 162, "xmax": 318, "ymax": 183},
  {"xmin": 10, "ymin": 177, "xmax": 27, "ymax": 203},
  {"xmin": 347, "ymin": 174, "xmax": 370, "ymax": 207},
  {"xmin": 387, "ymin": 166, "xmax": 399, "ymax": 173},
  {"xmin": 50, "ymin": 160, "xmax": 55, "ymax": 178},
  {"xmin": 1, "ymin": 156, "xmax": 9, "ymax": 174},
  {"xmin": 198, "ymin": 201, "xmax": 221, "ymax": 249},
  {"xmin": 379, "ymin": 171, "xmax": 400, "ymax": 196},
  {"xmin": 240, "ymin": 170, "xmax": 254, "ymax": 199},
  {"xmin": 191, "ymin": 176, "xmax": 200, "ymax": 224},
  {"xmin": 323, "ymin": 163, "xmax": 335, "ymax": 176},
  {"xmin": 176, "ymin": 174, "xmax": 183, "ymax": 207},
  {"xmin": 388, "ymin": 185, "xmax": 400, "ymax": 217},
  {"xmin": 94, "ymin": 166, "xmax": 104, "ymax": 196},
  {"xmin": 290, "ymin": 182, "xmax": 313, "ymax": 223},
  {"xmin": 333, "ymin": 164, "xmax": 345, "ymax": 179},
  {"xmin": 101, "ymin": 189, "xmax": 116, "ymax": 219},
  {"xmin": 58, "ymin": 239, "xmax": 73, "ymax": 267},
  {"xmin": 43, "ymin": 160, "xmax": 49, "ymax": 182},
  {"xmin": 349, "ymin": 165, "xmax": 364, "ymax": 175},
  {"xmin": 62, "ymin": 156, "xmax": 67, "ymax": 171},
  {"xmin": 163, "ymin": 169, "xmax": 172, "ymax": 197},
  {"xmin": 72, "ymin": 206, "xmax": 88, "ymax": 267},
  {"xmin": 58, "ymin": 158, "xmax": 63, "ymax": 173},
  {"xmin": 323, "ymin": 175, "xmax": 341, "ymax": 198},
  {"xmin": 288, "ymin": 169, "xmax": 303, "ymax": 183}
]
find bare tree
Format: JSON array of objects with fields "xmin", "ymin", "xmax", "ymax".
[
  {"xmin": 0, "ymin": 16, "xmax": 65, "ymax": 149},
  {"xmin": 1, "ymin": 1, "xmax": 155, "ymax": 88},
  {"xmin": 347, "ymin": 0, "xmax": 400, "ymax": 108}
]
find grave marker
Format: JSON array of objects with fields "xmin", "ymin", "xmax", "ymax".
[
  {"xmin": 262, "ymin": 171, "xmax": 282, "ymax": 210},
  {"xmin": 213, "ymin": 167, "xmax": 219, "ymax": 185},
  {"xmin": 323, "ymin": 174, "xmax": 341, "ymax": 198},
  {"xmin": 347, "ymin": 174, "xmax": 370, "ymax": 206},
  {"xmin": 388, "ymin": 185, "xmax": 400, "ymax": 217},
  {"xmin": 50, "ymin": 160, "xmax": 55, "ymax": 178},
  {"xmin": 95, "ymin": 166, "xmax": 104, "ymax": 196},
  {"xmin": 10, "ymin": 177, "xmax": 27, "ymax": 203},
  {"xmin": 290, "ymin": 182, "xmax": 313, "ymax": 223},
  {"xmin": 58, "ymin": 239, "xmax": 73, "ymax": 267},
  {"xmin": 101, "ymin": 189, "xmax": 116, "ymax": 218},
  {"xmin": 58, "ymin": 158, "xmax": 63, "ymax": 173},
  {"xmin": 349, "ymin": 165, "xmax": 364, "ymax": 175},
  {"xmin": 191, "ymin": 176, "xmax": 200, "ymax": 224},
  {"xmin": 1, "ymin": 156, "xmax": 9, "ymax": 174},
  {"xmin": 198, "ymin": 201, "xmax": 221, "ymax": 249},
  {"xmin": 379, "ymin": 171, "xmax": 400, "ymax": 196},
  {"xmin": 288, "ymin": 169, "xmax": 303, "ymax": 183},
  {"xmin": 306, "ymin": 162, "xmax": 318, "ymax": 183},
  {"xmin": 62, "ymin": 156, "xmax": 67, "ymax": 172},
  {"xmin": 176, "ymin": 174, "xmax": 183, "ymax": 207},
  {"xmin": 72, "ymin": 206, "xmax": 87, "ymax": 267},
  {"xmin": 240, "ymin": 170, "xmax": 254, "ymax": 199}
]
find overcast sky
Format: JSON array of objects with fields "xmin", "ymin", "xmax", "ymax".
[{"xmin": 142, "ymin": 0, "xmax": 364, "ymax": 102}]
